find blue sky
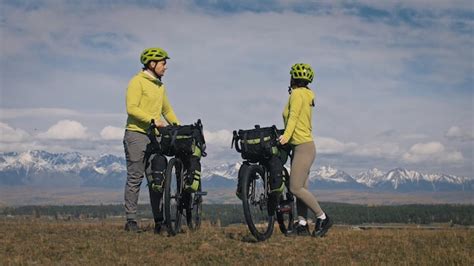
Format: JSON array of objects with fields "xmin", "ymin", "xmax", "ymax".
[{"xmin": 0, "ymin": 0, "xmax": 473, "ymax": 177}]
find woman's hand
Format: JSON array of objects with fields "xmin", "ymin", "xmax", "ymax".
[
  {"xmin": 156, "ymin": 120, "xmax": 166, "ymax": 127},
  {"xmin": 278, "ymin": 135, "xmax": 288, "ymax": 145}
]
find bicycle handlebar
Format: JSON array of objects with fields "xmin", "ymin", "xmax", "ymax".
[
  {"xmin": 271, "ymin": 125, "xmax": 290, "ymax": 149},
  {"xmin": 231, "ymin": 125, "xmax": 289, "ymax": 153},
  {"xmin": 147, "ymin": 119, "xmax": 161, "ymax": 147},
  {"xmin": 231, "ymin": 130, "xmax": 242, "ymax": 152}
]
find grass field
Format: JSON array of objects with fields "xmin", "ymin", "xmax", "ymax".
[{"xmin": 1, "ymin": 218, "xmax": 473, "ymax": 265}]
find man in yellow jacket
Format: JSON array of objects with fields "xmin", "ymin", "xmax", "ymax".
[{"xmin": 123, "ymin": 47, "xmax": 179, "ymax": 232}]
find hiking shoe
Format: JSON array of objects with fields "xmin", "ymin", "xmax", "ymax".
[
  {"xmin": 286, "ymin": 222, "xmax": 310, "ymax": 237},
  {"xmin": 154, "ymin": 222, "xmax": 162, "ymax": 234},
  {"xmin": 124, "ymin": 220, "xmax": 139, "ymax": 232},
  {"xmin": 313, "ymin": 215, "xmax": 333, "ymax": 237}
]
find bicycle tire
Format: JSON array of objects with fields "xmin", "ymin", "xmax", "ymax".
[
  {"xmin": 276, "ymin": 168, "xmax": 295, "ymax": 234},
  {"xmin": 241, "ymin": 164, "xmax": 274, "ymax": 241},
  {"xmin": 164, "ymin": 157, "xmax": 184, "ymax": 236},
  {"xmin": 186, "ymin": 190, "xmax": 202, "ymax": 231}
]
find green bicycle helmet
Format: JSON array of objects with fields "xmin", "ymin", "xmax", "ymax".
[
  {"xmin": 140, "ymin": 47, "xmax": 170, "ymax": 65},
  {"xmin": 290, "ymin": 63, "xmax": 314, "ymax": 83}
]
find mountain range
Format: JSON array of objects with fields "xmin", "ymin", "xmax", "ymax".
[{"xmin": 0, "ymin": 150, "xmax": 472, "ymax": 192}]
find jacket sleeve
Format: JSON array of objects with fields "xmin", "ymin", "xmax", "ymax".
[
  {"xmin": 162, "ymin": 89, "xmax": 180, "ymax": 125},
  {"xmin": 282, "ymin": 90, "xmax": 303, "ymax": 141},
  {"xmin": 126, "ymin": 78, "xmax": 154, "ymax": 123}
]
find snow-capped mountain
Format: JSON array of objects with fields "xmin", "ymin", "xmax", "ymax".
[
  {"xmin": 355, "ymin": 168, "xmax": 385, "ymax": 188},
  {"xmin": 307, "ymin": 166, "xmax": 367, "ymax": 189},
  {"xmin": 0, "ymin": 151, "xmax": 126, "ymax": 188},
  {"xmin": 201, "ymin": 162, "xmax": 241, "ymax": 188},
  {"xmin": 202, "ymin": 162, "xmax": 241, "ymax": 180},
  {"xmin": 0, "ymin": 151, "xmax": 472, "ymax": 192},
  {"xmin": 202, "ymin": 164, "xmax": 472, "ymax": 191},
  {"xmin": 356, "ymin": 168, "xmax": 472, "ymax": 192}
]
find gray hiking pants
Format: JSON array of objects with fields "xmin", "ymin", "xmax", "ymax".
[
  {"xmin": 290, "ymin": 141, "xmax": 324, "ymax": 218},
  {"xmin": 123, "ymin": 130, "xmax": 165, "ymax": 222}
]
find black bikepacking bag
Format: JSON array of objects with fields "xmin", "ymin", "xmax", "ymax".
[
  {"xmin": 158, "ymin": 121, "xmax": 207, "ymax": 157},
  {"xmin": 231, "ymin": 125, "xmax": 281, "ymax": 163}
]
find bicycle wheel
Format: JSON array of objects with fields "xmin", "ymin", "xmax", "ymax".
[
  {"xmin": 241, "ymin": 164, "xmax": 274, "ymax": 241},
  {"xmin": 186, "ymin": 190, "xmax": 202, "ymax": 231},
  {"xmin": 276, "ymin": 168, "xmax": 294, "ymax": 234},
  {"xmin": 164, "ymin": 158, "xmax": 184, "ymax": 236}
]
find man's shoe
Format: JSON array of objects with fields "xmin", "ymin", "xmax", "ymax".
[
  {"xmin": 154, "ymin": 223, "xmax": 162, "ymax": 234},
  {"xmin": 286, "ymin": 222, "xmax": 310, "ymax": 237},
  {"xmin": 154, "ymin": 221, "xmax": 168, "ymax": 234},
  {"xmin": 124, "ymin": 220, "xmax": 139, "ymax": 232},
  {"xmin": 313, "ymin": 215, "xmax": 333, "ymax": 237}
]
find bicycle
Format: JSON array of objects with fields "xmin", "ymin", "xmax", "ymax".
[
  {"xmin": 232, "ymin": 125, "xmax": 295, "ymax": 241},
  {"xmin": 147, "ymin": 119, "xmax": 207, "ymax": 236}
]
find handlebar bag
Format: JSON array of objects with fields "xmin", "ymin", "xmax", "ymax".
[
  {"xmin": 234, "ymin": 126, "xmax": 281, "ymax": 163},
  {"xmin": 159, "ymin": 124, "xmax": 205, "ymax": 157}
]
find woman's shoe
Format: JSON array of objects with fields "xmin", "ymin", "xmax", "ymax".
[{"xmin": 312, "ymin": 215, "xmax": 333, "ymax": 237}]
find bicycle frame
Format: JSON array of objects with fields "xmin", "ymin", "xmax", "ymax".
[
  {"xmin": 247, "ymin": 163, "xmax": 271, "ymax": 211},
  {"xmin": 146, "ymin": 119, "xmax": 207, "ymax": 235}
]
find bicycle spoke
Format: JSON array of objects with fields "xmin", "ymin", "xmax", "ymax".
[
  {"xmin": 165, "ymin": 158, "xmax": 183, "ymax": 236},
  {"xmin": 242, "ymin": 165, "xmax": 274, "ymax": 241}
]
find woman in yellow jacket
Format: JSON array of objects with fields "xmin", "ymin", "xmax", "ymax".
[{"xmin": 279, "ymin": 63, "xmax": 332, "ymax": 237}]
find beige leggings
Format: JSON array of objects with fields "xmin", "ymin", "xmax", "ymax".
[{"xmin": 289, "ymin": 141, "xmax": 324, "ymax": 217}]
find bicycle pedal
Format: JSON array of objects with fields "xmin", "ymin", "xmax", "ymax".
[
  {"xmin": 195, "ymin": 191, "xmax": 207, "ymax": 196},
  {"xmin": 278, "ymin": 205, "xmax": 292, "ymax": 212}
]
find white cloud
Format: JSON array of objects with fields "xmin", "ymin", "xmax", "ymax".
[
  {"xmin": 351, "ymin": 0, "xmax": 473, "ymax": 10},
  {"xmin": 315, "ymin": 136, "xmax": 358, "ymax": 154},
  {"xmin": 446, "ymin": 126, "xmax": 464, "ymax": 138},
  {"xmin": 37, "ymin": 120, "xmax": 90, "ymax": 140},
  {"xmin": 0, "ymin": 142, "xmax": 47, "ymax": 153},
  {"xmin": 408, "ymin": 142, "xmax": 445, "ymax": 155},
  {"xmin": 401, "ymin": 133, "xmax": 429, "ymax": 140},
  {"xmin": 204, "ymin": 129, "xmax": 233, "ymax": 148},
  {"xmin": 446, "ymin": 126, "xmax": 474, "ymax": 141},
  {"xmin": 402, "ymin": 141, "xmax": 463, "ymax": 163},
  {"xmin": 352, "ymin": 142, "xmax": 401, "ymax": 158},
  {"xmin": 0, "ymin": 123, "xmax": 44, "ymax": 152},
  {"xmin": 0, "ymin": 122, "xmax": 30, "ymax": 142},
  {"xmin": 316, "ymin": 136, "xmax": 401, "ymax": 159},
  {"xmin": 100, "ymin": 126, "xmax": 124, "ymax": 140},
  {"xmin": 442, "ymin": 151, "xmax": 464, "ymax": 163},
  {"xmin": 0, "ymin": 108, "xmax": 82, "ymax": 119}
]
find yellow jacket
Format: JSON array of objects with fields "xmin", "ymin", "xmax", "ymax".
[
  {"xmin": 125, "ymin": 71, "xmax": 179, "ymax": 133},
  {"xmin": 282, "ymin": 87, "xmax": 315, "ymax": 145}
]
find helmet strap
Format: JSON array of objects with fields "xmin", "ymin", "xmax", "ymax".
[
  {"xmin": 143, "ymin": 61, "xmax": 162, "ymax": 80},
  {"xmin": 144, "ymin": 68, "xmax": 158, "ymax": 79}
]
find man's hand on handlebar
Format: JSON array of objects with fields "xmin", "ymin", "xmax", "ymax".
[{"xmin": 151, "ymin": 120, "xmax": 166, "ymax": 128}]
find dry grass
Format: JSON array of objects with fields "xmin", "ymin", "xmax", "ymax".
[
  {"xmin": 1, "ymin": 186, "xmax": 473, "ymax": 206},
  {"xmin": 1, "ymin": 218, "xmax": 473, "ymax": 265}
]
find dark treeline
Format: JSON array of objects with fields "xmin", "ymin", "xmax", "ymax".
[{"xmin": 2, "ymin": 203, "xmax": 473, "ymax": 226}]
